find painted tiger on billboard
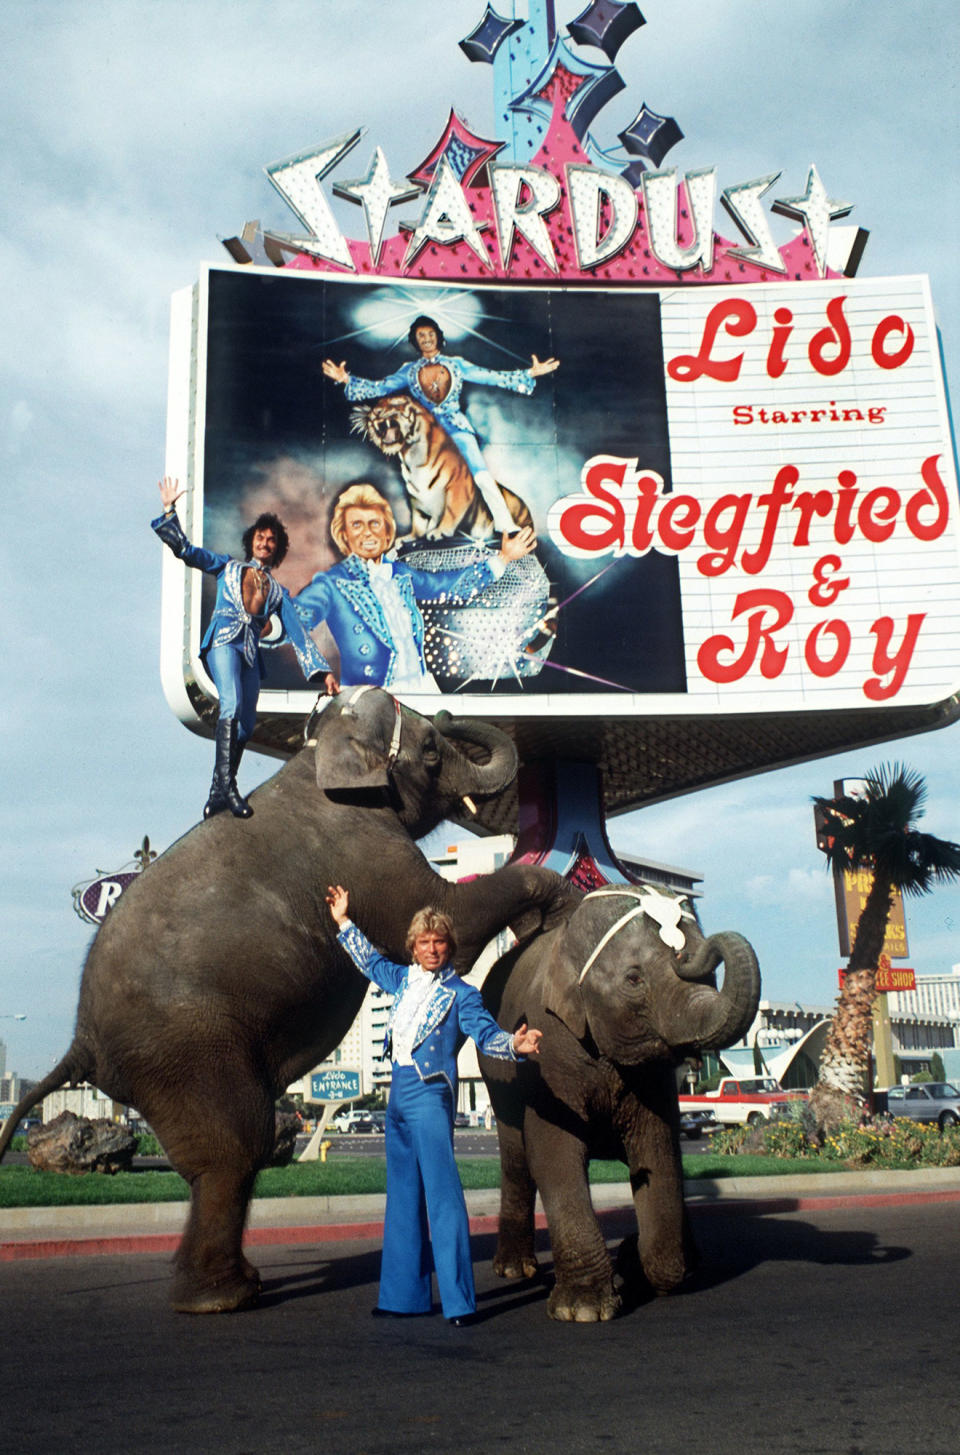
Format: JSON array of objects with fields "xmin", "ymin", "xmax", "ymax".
[{"xmin": 350, "ymin": 393, "xmax": 533, "ymax": 541}]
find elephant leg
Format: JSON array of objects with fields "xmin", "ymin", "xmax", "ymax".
[
  {"xmin": 625, "ymin": 1105, "xmax": 695, "ymax": 1296},
  {"xmin": 145, "ymin": 1078, "xmax": 274, "ymax": 1314},
  {"xmin": 525, "ymin": 1114, "xmax": 620, "ymax": 1323},
  {"xmin": 492, "ymin": 1117, "xmax": 538, "ymax": 1281}
]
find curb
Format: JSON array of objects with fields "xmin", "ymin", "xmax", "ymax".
[{"xmin": 3, "ymin": 1171, "xmax": 960, "ymax": 1263}]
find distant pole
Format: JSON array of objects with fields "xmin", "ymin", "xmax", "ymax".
[{"xmin": 872, "ymin": 994, "xmax": 896, "ymax": 1093}]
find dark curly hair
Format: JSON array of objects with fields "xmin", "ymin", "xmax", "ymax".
[
  {"xmin": 408, "ymin": 315, "xmax": 446, "ymax": 353},
  {"xmin": 242, "ymin": 512, "xmax": 289, "ymax": 566}
]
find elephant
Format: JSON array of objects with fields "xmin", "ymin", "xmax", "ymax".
[
  {"xmin": 0, "ymin": 687, "xmax": 571, "ymax": 1314},
  {"xmin": 478, "ymin": 883, "xmax": 761, "ymax": 1321}
]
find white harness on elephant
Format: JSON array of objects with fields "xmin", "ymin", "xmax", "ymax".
[
  {"xmin": 578, "ymin": 887, "xmax": 693, "ymax": 983},
  {"xmin": 304, "ymin": 685, "xmax": 403, "ymax": 767}
]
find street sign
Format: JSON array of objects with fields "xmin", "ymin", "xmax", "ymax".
[
  {"xmin": 309, "ymin": 1069, "xmax": 361, "ymax": 1103},
  {"xmin": 838, "ymin": 965, "xmax": 916, "ymax": 992}
]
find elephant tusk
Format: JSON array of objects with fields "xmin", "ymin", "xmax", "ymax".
[{"xmin": 462, "ymin": 795, "xmax": 478, "ymax": 816}]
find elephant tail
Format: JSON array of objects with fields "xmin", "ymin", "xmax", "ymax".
[{"xmin": 0, "ymin": 1041, "xmax": 93, "ymax": 1162}]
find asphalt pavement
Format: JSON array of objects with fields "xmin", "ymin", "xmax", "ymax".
[{"xmin": 3, "ymin": 1191, "xmax": 959, "ymax": 1455}]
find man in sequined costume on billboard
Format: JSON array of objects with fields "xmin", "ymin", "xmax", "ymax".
[
  {"xmin": 292, "ymin": 483, "xmax": 536, "ymax": 692},
  {"xmin": 322, "ymin": 315, "xmax": 558, "ymax": 535},
  {"xmin": 152, "ymin": 476, "xmax": 335, "ymax": 819}
]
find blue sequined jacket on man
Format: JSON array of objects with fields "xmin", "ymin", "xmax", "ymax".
[
  {"xmin": 291, "ymin": 549, "xmax": 501, "ymax": 688},
  {"xmin": 337, "ymin": 921, "xmax": 517, "ymax": 1094},
  {"xmin": 152, "ymin": 511, "xmax": 330, "ymax": 680}
]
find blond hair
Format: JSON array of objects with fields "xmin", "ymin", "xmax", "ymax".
[
  {"xmin": 330, "ymin": 484, "xmax": 397, "ymax": 557},
  {"xmin": 406, "ymin": 907, "xmax": 457, "ymax": 960}
]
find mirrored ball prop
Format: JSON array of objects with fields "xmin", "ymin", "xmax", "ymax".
[{"xmin": 399, "ymin": 540, "xmax": 554, "ymax": 689}]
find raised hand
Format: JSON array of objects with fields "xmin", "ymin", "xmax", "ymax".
[
  {"xmin": 158, "ymin": 475, "xmax": 184, "ymax": 512},
  {"xmin": 499, "ymin": 525, "xmax": 538, "ymax": 561},
  {"xmin": 529, "ymin": 355, "xmax": 560, "ymax": 378},
  {"xmin": 322, "ymin": 358, "xmax": 350, "ymax": 385}
]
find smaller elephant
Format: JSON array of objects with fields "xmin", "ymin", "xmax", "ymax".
[{"xmin": 480, "ymin": 885, "xmax": 761, "ymax": 1321}]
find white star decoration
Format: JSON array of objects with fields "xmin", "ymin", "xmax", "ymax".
[
  {"xmin": 772, "ymin": 165, "xmax": 853, "ymax": 277},
  {"xmin": 333, "ymin": 147, "xmax": 421, "ymax": 267}
]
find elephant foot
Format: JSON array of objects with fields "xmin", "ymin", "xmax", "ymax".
[
  {"xmin": 170, "ymin": 1261, "xmax": 261, "ymax": 1315},
  {"xmin": 547, "ymin": 1280, "xmax": 621, "ymax": 1323},
  {"xmin": 615, "ymin": 1234, "xmax": 689, "ymax": 1298},
  {"xmin": 493, "ymin": 1246, "xmax": 539, "ymax": 1281}
]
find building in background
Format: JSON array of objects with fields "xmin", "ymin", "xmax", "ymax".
[
  {"xmin": 708, "ymin": 997, "xmax": 957, "ymax": 1091},
  {"xmin": 41, "ymin": 1084, "xmax": 125, "ymax": 1123},
  {"xmin": 886, "ymin": 968, "xmax": 960, "ymax": 1029}
]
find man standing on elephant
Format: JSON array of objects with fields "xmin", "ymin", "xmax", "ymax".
[
  {"xmin": 293, "ymin": 483, "xmax": 536, "ymax": 692},
  {"xmin": 152, "ymin": 476, "xmax": 337, "ymax": 819},
  {"xmin": 326, "ymin": 884, "xmax": 542, "ymax": 1325}
]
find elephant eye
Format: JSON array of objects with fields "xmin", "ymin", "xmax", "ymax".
[
  {"xmin": 625, "ymin": 971, "xmax": 643, "ymax": 988},
  {"xmin": 421, "ymin": 745, "xmax": 441, "ymax": 767}
]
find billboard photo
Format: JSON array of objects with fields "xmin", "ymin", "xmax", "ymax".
[{"xmin": 162, "ymin": 266, "xmax": 960, "ymax": 734}]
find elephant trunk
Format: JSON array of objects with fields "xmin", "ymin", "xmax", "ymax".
[
  {"xmin": 667, "ymin": 931, "xmax": 761, "ymax": 1050},
  {"xmin": 434, "ymin": 714, "xmax": 518, "ymax": 799}
]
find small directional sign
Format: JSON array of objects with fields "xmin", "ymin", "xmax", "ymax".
[{"xmin": 309, "ymin": 1069, "xmax": 361, "ymax": 1103}]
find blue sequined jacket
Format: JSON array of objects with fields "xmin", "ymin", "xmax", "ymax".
[
  {"xmin": 344, "ymin": 355, "xmax": 535, "ymax": 440},
  {"xmin": 291, "ymin": 550, "xmax": 500, "ymax": 687},
  {"xmin": 152, "ymin": 511, "xmax": 331, "ymax": 680},
  {"xmin": 337, "ymin": 921, "xmax": 517, "ymax": 1093}
]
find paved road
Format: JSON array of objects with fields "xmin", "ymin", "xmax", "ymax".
[{"xmin": 4, "ymin": 1199, "xmax": 958, "ymax": 1455}]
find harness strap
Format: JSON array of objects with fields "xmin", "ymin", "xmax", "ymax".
[
  {"xmin": 578, "ymin": 885, "xmax": 690, "ymax": 982},
  {"xmin": 578, "ymin": 905, "xmax": 647, "ymax": 984},
  {"xmin": 305, "ymin": 686, "xmax": 402, "ymax": 768}
]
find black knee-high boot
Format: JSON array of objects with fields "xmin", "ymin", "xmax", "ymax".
[{"xmin": 204, "ymin": 718, "xmax": 253, "ymax": 820}]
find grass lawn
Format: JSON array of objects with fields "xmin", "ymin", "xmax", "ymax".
[{"xmin": 0, "ymin": 1153, "xmax": 848, "ymax": 1210}]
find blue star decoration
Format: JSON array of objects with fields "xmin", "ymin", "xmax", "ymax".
[
  {"xmin": 568, "ymin": 1, "xmax": 645, "ymax": 62},
  {"xmin": 618, "ymin": 104, "xmax": 684, "ymax": 169},
  {"xmin": 460, "ymin": 5, "xmax": 524, "ymax": 64}
]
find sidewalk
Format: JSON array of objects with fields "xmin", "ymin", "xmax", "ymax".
[{"xmin": 3, "ymin": 1168, "xmax": 959, "ymax": 1262}]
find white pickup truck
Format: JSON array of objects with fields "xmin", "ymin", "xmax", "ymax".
[{"xmin": 678, "ymin": 1076, "xmax": 802, "ymax": 1127}]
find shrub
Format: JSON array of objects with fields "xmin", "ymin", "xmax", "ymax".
[
  {"xmin": 135, "ymin": 1133, "xmax": 166, "ymax": 1158},
  {"xmin": 712, "ymin": 1112, "xmax": 960, "ymax": 1168}
]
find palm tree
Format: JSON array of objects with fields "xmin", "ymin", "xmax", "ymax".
[{"xmin": 810, "ymin": 763, "xmax": 960, "ymax": 1125}]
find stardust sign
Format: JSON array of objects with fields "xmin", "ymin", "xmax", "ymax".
[
  {"xmin": 159, "ymin": 4, "xmax": 960, "ymax": 808},
  {"xmin": 161, "ymin": 267, "xmax": 959, "ymax": 734}
]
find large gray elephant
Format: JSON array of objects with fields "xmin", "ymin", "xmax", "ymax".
[
  {"xmin": 0, "ymin": 688, "xmax": 570, "ymax": 1313},
  {"xmin": 479, "ymin": 884, "xmax": 761, "ymax": 1321}
]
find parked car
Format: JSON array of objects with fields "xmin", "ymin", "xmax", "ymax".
[
  {"xmin": 453, "ymin": 1113, "xmax": 470, "ymax": 1128},
  {"xmin": 331, "ymin": 1110, "xmax": 378, "ymax": 1134},
  {"xmin": 679, "ymin": 1110, "xmax": 718, "ymax": 1139},
  {"xmin": 883, "ymin": 1082, "xmax": 960, "ymax": 1129}
]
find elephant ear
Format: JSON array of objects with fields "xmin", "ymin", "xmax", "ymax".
[
  {"xmin": 542, "ymin": 943, "xmax": 587, "ymax": 1039},
  {"xmin": 316, "ymin": 693, "xmax": 392, "ymax": 792}
]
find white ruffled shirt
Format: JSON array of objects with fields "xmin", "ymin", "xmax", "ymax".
[
  {"xmin": 364, "ymin": 557, "xmax": 435, "ymax": 691},
  {"xmin": 390, "ymin": 965, "xmax": 442, "ymax": 1065}
]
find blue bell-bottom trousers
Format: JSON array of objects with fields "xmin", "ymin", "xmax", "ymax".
[
  {"xmin": 205, "ymin": 644, "xmax": 260, "ymax": 744},
  {"xmin": 378, "ymin": 1064, "xmax": 475, "ymax": 1319}
]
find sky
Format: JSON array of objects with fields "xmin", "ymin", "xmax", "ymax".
[{"xmin": 2, "ymin": 0, "xmax": 959, "ymax": 1080}]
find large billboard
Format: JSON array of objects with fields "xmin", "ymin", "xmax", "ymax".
[{"xmin": 160, "ymin": 265, "xmax": 960, "ymax": 803}]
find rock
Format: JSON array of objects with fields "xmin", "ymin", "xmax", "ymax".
[
  {"xmin": 27, "ymin": 1111, "xmax": 137, "ymax": 1175},
  {"xmin": 269, "ymin": 1111, "xmax": 302, "ymax": 1167}
]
